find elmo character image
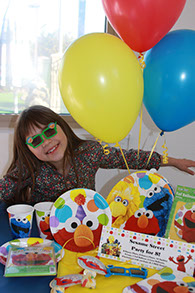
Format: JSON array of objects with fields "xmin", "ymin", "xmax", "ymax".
[
  {"xmin": 175, "ymin": 204, "xmax": 195, "ymax": 243},
  {"xmin": 124, "ymin": 208, "xmax": 160, "ymax": 235},
  {"xmin": 49, "ymin": 189, "xmax": 111, "ymax": 252}
]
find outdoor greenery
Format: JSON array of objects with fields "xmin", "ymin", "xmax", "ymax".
[{"xmin": 0, "ymin": 90, "xmax": 25, "ymax": 113}]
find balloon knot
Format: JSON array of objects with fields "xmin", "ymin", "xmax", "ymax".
[{"xmin": 160, "ymin": 131, "xmax": 164, "ymax": 136}]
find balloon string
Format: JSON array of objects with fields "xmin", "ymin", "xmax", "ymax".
[
  {"xmin": 95, "ymin": 138, "xmax": 110, "ymax": 155},
  {"xmin": 137, "ymin": 104, "xmax": 143, "ymax": 161},
  {"xmin": 115, "ymin": 142, "xmax": 131, "ymax": 174},
  {"xmin": 162, "ymin": 133, "xmax": 169, "ymax": 164},
  {"xmin": 138, "ymin": 53, "xmax": 146, "ymax": 70},
  {"xmin": 146, "ymin": 131, "xmax": 163, "ymax": 167},
  {"xmin": 137, "ymin": 53, "xmax": 144, "ymax": 161}
]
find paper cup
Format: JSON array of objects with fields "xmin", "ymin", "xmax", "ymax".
[
  {"xmin": 34, "ymin": 202, "xmax": 53, "ymax": 240},
  {"xmin": 7, "ymin": 204, "xmax": 34, "ymax": 239}
]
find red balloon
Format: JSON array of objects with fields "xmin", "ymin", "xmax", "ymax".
[{"xmin": 102, "ymin": 0, "xmax": 186, "ymax": 53}]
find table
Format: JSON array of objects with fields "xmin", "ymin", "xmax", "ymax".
[{"xmin": 0, "ymin": 202, "xmax": 54, "ymax": 293}]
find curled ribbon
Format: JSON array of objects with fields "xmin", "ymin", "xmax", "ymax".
[
  {"xmin": 138, "ymin": 53, "xmax": 146, "ymax": 70},
  {"xmin": 161, "ymin": 133, "xmax": 169, "ymax": 164},
  {"xmin": 95, "ymin": 138, "xmax": 110, "ymax": 155}
]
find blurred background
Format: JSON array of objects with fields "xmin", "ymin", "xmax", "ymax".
[{"xmin": 0, "ymin": 0, "xmax": 106, "ymax": 114}]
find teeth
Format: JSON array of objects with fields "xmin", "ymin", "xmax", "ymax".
[{"xmin": 47, "ymin": 145, "xmax": 57, "ymax": 154}]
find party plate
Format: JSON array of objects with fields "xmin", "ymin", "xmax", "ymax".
[
  {"xmin": 49, "ymin": 188, "xmax": 112, "ymax": 253},
  {"xmin": 107, "ymin": 169, "xmax": 174, "ymax": 237},
  {"xmin": 0, "ymin": 237, "xmax": 64, "ymax": 265}
]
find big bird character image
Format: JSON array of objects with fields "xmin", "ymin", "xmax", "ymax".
[{"xmin": 106, "ymin": 180, "xmax": 141, "ymax": 228}]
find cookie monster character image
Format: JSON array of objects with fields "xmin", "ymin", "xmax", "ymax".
[
  {"xmin": 143, "ymin": 185, "xmax": 174, "ymax": 237},
  {"xmin": 10, "ymin": 216, "xmax": 31, "ymax": 238}
]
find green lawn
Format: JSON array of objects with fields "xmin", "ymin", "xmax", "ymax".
[{"xmin": 0, "ymin": 91, "xmax": 25, "ymax": 113}]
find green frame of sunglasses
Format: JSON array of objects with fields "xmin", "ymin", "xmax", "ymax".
[{"xmin": 26, "ymin": 122, "xmax": 57, "ymax": 148}]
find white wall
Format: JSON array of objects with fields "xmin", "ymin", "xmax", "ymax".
[{"xmin": 0, "ymin": 0, "xmax": 195, "ymax": 198}]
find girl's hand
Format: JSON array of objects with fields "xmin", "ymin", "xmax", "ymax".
[{"xmin": 161, "ymin": 156, "xmax": 195, "ymax": 175}]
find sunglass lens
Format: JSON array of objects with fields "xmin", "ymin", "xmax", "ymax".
[
  {"xmin": 32, "ymin": 135, "xmax": 42, "ymax": 147},
  {"xmin": 44, "ymin": 128, "xmax": 57, "ymax": 138}
]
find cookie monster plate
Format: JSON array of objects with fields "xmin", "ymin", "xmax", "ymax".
[
  {"xmin": 49, "ymin": 188, "xmax": 112, "ymax": 253},
  {"xmin": 107, "ymin": 169, "xmax": 174, "ymax": 237},
  {"xmin": 0, "ymin": 237, "xmax": 64, "ymax": 265}
]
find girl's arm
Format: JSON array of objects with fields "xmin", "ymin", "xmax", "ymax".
[
  {"xmin": 161, "ymin": 156, "xmax": 195, "ymax": 175},
  {"xmin": 0, "ymin": 175, "xmax": 19, "ymax": 203},
  {"xmin": 0, "ymin": 167, "xmax": 32, "ymax": 203}
]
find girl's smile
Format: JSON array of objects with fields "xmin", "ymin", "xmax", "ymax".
[{"xmin": 46, "ymin": 144, "xmax": 59, "ymax": 154}]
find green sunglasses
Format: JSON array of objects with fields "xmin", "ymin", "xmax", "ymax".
[{"xmin": 26, "ymin": 122, "xmax": 57, "ymax": 148}]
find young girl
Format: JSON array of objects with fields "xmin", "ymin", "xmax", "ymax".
[{"xmin": 0, "ymin": 105, "xmax": 194, "ymax": 205}]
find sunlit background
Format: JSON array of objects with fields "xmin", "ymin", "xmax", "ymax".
[{"xmin": 0, "ymin": 0, "xmax": 106, "ymax": 114}]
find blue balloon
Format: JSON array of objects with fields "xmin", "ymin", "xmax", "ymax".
[{"xmin": 143, "ymin": 29, "xmax": 195, "ymax": 132}]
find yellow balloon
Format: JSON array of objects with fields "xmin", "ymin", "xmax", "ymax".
[{"xmin": 59, "ymin": 33, "xmax": 143, "ymax": 143}]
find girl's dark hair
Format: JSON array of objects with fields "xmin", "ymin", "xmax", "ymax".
[{"xmin": 7, "ymin": 105, "xmax": 85, "ymax": 203}]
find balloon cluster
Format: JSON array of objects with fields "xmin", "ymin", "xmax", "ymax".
[{"xmin": 59, "ymin": 0, "xmax": 194, "ymax": 143}]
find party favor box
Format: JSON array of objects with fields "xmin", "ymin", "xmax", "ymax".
[
  {"xmin": 165, "ymin": 185, "xmax": 195, "ymax": 243},
  {"xmin": 4, "ymin": 246, "xmax": 56, "ymax": 277}
]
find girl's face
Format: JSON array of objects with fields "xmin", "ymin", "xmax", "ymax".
[{"xmin": 26, "ymin": 123, "xmax": 68, "ymax": 171}]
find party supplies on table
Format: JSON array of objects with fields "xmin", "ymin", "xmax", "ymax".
[
  {"xmin": 4, "ymin": 245, "xmax": 56, "ymax": 277},
  {"xmin": 78, "ymin": 255, "xmax": 148, "ymax": 279},
  {"xmin": 98, "ymin": 226, "xmax": 195, "ymax": 276},
  {"xmin": 165, "ymin": 185, "xmax": 195, "ymax": 243},
  {"xmin": 123, "ymin": 266, "xmax": 195, "ymax": 293}
]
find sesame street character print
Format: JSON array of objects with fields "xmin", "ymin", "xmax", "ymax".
[
  {"xmin": 101, "ymin": 235, "xmax": 121, "ymax": 257},
  {"xmin": 124, "ymin": 280, "xmax": 195, "ymax": 293},
  {"xmin": 174, "ymin": 203, "xmax": 195, "ymax": 243},
  {"xmin": 49, "ymin": 188, "xmax": 112, "ymax": 253},
  {"xmin": 38, "ymin": 212, "xmax": 53, "ymax": 240},
  {"xmin": 4, "ymin": 246, "xmax": 56, "ymax": 277},
  {"xmin": 143, "ymin": 184, "xmax": 174, "ymax": 237},
  {"xmin": 10, "ymin": 216, "xmax": 31, "ymax": 238},
  {"xmin": 12, "ymin": 250, "xmax": 52, "ymax": 266},
  {"xmin": 124, "ymin": 208, "xmax": 160, "ymax": 236},
  {"xmin": 107, "ymin": 169, "xmax": 174, "ymax": 237},
  {"xmin": 169, "ymin": 255, "xmax": 192, "ymax": 273},
  {"xmin": 123, "ymin": 266, "xmax": 195, "ymax": 293},
  {"xmin": 151, "ymin": 281, "xmax": 195, "ymax": 293},
  {"xmin": 34, "ymin": 202, "xmax": 54, "ymax": 240},
  {"xmin": 106, "ymin": 180, "xmax": 141, "ymax": 228},
  {"xmin": 134, "ymin": 169, "xmax": 174, "ymax": 237}
]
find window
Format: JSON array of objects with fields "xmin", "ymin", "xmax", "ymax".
[{"xmin": 0, "ymin": 0, "xmax": 106, "ymax": 114}]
